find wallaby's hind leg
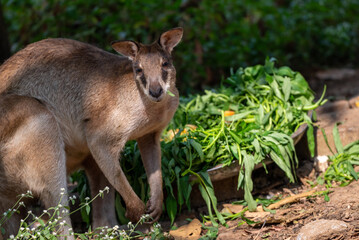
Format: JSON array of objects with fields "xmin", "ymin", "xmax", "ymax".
[
  {"xmin": 0, "ymin": 95, "xmax": 73, "ymax": 239},
  {"xmin": 83, "ymin": 156, "xmax": 118, "ymax": 229}
]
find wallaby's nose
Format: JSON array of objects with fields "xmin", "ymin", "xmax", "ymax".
[{"xmin": 149, "ymin": 85, "xmax": 163, "ymax": 99}]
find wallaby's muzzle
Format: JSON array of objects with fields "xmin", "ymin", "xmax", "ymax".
[{"xmin": 149, "ymin": 83, "xmax": 164, "ymax": 101}]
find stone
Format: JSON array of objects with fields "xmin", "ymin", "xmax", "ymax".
[{"xmin": 297, "ymin": 219, "xmax": 348, "ymax": 240}]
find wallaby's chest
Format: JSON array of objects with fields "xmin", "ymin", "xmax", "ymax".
[{"xmin": 124, "ymin": 99, "xmax": 178, "ymax": 140}]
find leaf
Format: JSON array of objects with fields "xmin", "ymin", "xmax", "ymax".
[
  {"xmin": 277, "ymin": 66, "xmax": 294, "ymax": 78},
  {"xmin": 270, "ymin": 151, "xmax": 295, "ymax": 182},
  {"xmin": 347, "ymin": 161, "xmax": 358, "ymax": 180},
  {"xmin": 179, "ymin": 175, "xmax": 192, "ymax": 211},
  {"xmin": 307, "ymin": 123, "xmax": 315, "ymax": 157},
  {"xmin": 198, "ymin": 172, "xmax": 226, "ymax": 225},
  {"xmin": 229, "ymin": 130, "xmax": 242, "ymax": 144},
  {"xmin": 225, "ymin": 111, "xmax": 253, "ymax": 121},
  {"xmin": 115, "ymin": 194, "xmax": 128, "ymax": 224},
  {"xmin": 198, "ymin": 181, "xmax": 217, "ymax": 227},
  {"xmin": 175, "ymin": 166, "xmax": 184, "ymax": 211},
  {"xmin": 189, "ymin": 139, "xmax": 204, "ymax": 161},
  {"xmin": 166, "ymin": 195, "xmax": 178, "ymax": 225},
  {"xmin": 333, "ymin": 123, "xmax": 344, "ymax": 154},
  {"xmin": 324, "ymin": 193, "xmax": 330, "ymax": 202},
  {"xmin": 282, "ymin": 76, "xmax": 291, "ymax": 102},
  {"xmin": 85, "ymin": 204, "xmax": 91, "ymax": 215},
  {"xmin": 242, "ymin": 151, "xmax": 257, "ymax": 211},
  {"xmin": 320, "ymin": 128, "xmax": 334, "ymax": 155}
]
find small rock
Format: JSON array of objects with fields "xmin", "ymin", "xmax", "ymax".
[
  {"xmin": 297, "ymin": 219, "xmax": 348, "ymax": 240},
  {"xmin": 313, "ymin": 155, "xmax": 329, "ymax": 173}
]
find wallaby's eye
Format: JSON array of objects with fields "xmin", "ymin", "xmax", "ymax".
[
  {"xmin": 162, "ymin": 61, "xmax": 169, "ymax": 67},
  {"xmin": 135, "ymin": 68, "xmax": 143, "ymax": 74}
]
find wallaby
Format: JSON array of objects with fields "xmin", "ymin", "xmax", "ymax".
[{"xmin": 0, "ymin": 27, "xmax": 183, "ymax": 238}]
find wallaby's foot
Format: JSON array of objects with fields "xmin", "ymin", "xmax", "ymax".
[
  {"xmin": 125, "ymin": 201, "xmax": 146, "ymax": 223},
  {"xmin": 145, "ymin": 197, "xmax": 163, "ymax": 223}
]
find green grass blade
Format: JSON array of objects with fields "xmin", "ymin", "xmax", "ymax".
[{"xmin": 333, "ymin": 123, "xmax": 344, "ymax": 154}]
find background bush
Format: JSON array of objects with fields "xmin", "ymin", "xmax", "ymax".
[{"xmin": 3, "ymin": 0, "xmax": 359, "ymax": 93}]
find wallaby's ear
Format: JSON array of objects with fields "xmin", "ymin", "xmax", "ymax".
[
  {"xmin": 111, "ymin": 40, "xmax": 139, "ymax": 61},
  {"xmin": 159, "ymin": 27, "xmax": 183, "ymax": 53}
]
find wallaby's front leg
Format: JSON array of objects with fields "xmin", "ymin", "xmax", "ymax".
[
  {"xmin": 137, "ymin": 132, "xmax": 163, "ymax": 222},
  {"xmin": 82, "ymin": 156, "xmax": 118, "ymax": 228},
  {"xmin": 87, "ymin": 135, "xmax": 146, "ymax": 222}
]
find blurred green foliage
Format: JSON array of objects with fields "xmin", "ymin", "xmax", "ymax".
[{"xmin": 2, "ymin": 0, "xmax": 359, "ymax": 92}]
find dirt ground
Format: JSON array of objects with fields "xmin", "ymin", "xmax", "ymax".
[{"xmin": 166, "ymin": 69, "xmax": 359, "ymax": 240}]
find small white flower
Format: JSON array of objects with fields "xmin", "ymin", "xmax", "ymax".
[
  {"xmin": 72, "ymin": 195, "xmax": 77, "ymax": 200},
  {"xmin": 27, "ymin": 190, "xmax": 32, "ymax": 195},
  {"xmin": 9, "ymin": 235, "xmax": 14, "ymax": 239},
  {"xmin": 99, "ymin": 190, "xmax": 103, "ymax": 194},
  {"xmin": 127, "ymin": 221, "xmax": 133, "ymax": 228},
  {"xmin": 21, "ymin": 219, "xmax": 24, "ymax": 222},
  {"xmin": 58, "ymin": 204, "xmax": 62, "ymax": 208},
  {"xmin": 52, "ymin": 232, "xmax": 57, "ymax": 235},
  {"xmin": 31, "ymin": 228, "xmax": 35, "ymax": 231},
  {"xmin": 60, "ymin": 188, "xmax": 65, "ymax": 192},
  {"xmin": 85, "ymin": 197, "xmax": 90, "ymax": 201},
  {"xmin": 27, "ymin": 210, "xmax": 32, "ymax": 214},
  {"xmin": 43, "ymin": 210, "xmax": 47, "ymax": 214},
  {"xmin": 104, "ymin": 186, "xmax": 110, "ymax": 191}
]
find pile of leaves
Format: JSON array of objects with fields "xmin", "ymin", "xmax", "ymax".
[{"xmin": 118, "ymin": 58, "xmax": 326, "ymax": 225}]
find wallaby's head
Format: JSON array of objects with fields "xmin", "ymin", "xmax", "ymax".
[{"xmin": 112, "ymin": 28, "xmax": 183, "ymax": 102}]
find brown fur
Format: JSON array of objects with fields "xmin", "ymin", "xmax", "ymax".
[{"xmin": 0, "ymin": 28, "xmax": 183, "ymax": 238}]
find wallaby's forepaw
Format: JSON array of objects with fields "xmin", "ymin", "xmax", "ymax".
[
  {"xmin": 145, "ymin": 197, "xmax": 163, "ymax": 223},
  {"xmin": 126, "ymin": 201, "xmax": 146, "ymax": 222}
]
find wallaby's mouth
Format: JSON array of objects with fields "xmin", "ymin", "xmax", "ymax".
[
  {"xmin": 148, "ymin": 93, "xmax": 165, "ymax": 103},
  {"xmin": 148, "ymin": 85, "xmax": 165, "ymax": 102}
]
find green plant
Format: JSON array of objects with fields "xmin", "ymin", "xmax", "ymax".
[
  {"xmin": 1, "ymin": 188, "xmax": 166, "ymax": 240},
  {"xmin": 0, "ymin": 191, "xmax": 33, "ymax": 236},
  {"xmin": 320, "ymin": 123, "xmax": 359, "ymax": 187}
]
